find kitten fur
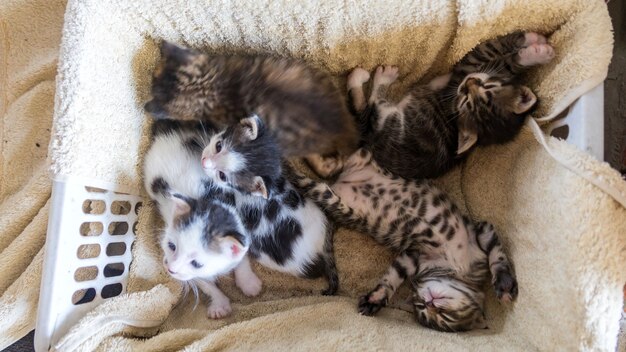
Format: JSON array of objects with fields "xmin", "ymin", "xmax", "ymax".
[
  {"xmin": 287, "ymin": 149, "xmax": 518, "ymax": 332},
  {"xmin": 349, "ymin": 31, "xmax": 554, "ymax": 180},
  {"xmin": 200, "ymin": 117, "xmax": 339, "ymax": 294},
  {"xmin": 144, "ymin": 119, "xmax": 263, "ymax": 318},
  {"xmin": 145, "ymin": 41, "xmax": 358, "ymax": 175}
]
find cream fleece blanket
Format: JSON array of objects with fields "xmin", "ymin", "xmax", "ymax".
[{"xmin": 1, "ymin": 0, "xmax": 625, "ymax": 351}]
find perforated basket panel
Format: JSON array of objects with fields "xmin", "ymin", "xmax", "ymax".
[{"xmin": 35, "ymin": 179, "xmax": 142, "ymax": 351}]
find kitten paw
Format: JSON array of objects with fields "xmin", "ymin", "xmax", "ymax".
[
  {"xmin": 348, "ymin": 67, "xmax": 371, "ymax": 89},
  {"xmin": 493, "ymin": 271, "xmax": 518, "ymax": 303},
  {"xmin": 236, "ymin": 272, "xmax": 263, "ymax": 297},
  {"xmin": 358, "ymin": 287, "xmax": 388, "ymax": 316},
  {"xmin": 373, "ymin": 65, "xmax": 399, "ymax": 86},
  {"xmin": 207, "ymin": 299, "xmax": 232, "ymax": 319},
  {"xmin": 523, "ymin": 32, "xmax": 547, "ymax": 47},
  {"xmin": 518, "ymin": 43, "xmax": 555, "ymax": 66},
  {"xmin": 305, "ymin": 154, "xmax": 344, "ymax": 178}
]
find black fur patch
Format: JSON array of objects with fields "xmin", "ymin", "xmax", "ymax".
[
  {"xmin": 240, "ymin": 204, "xmax": 263, "ymax": 231},
  {"xmin": 265, "ymin": 199, "xmax": 281, "ymax": 222},
  {"xmin": 301, "ymin": 255, "xmax": 326, "ymax": 279},
  {"xmin": 283, "ymin": 189, "xmax": 303, "ymax": 209},
  {"xmin": 150, "ymin": 177, "xmax": 169, "ymax": 196},
  {"xmin": 254, "ymin": 218, "xmax": 302, "ymax": 264}
]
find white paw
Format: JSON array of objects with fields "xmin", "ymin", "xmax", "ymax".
[
  {"xmin": 347, "ymin": 67, "xmax": 371, "ymax": 89},
  {"xmin": 523, "ymin": 32, "xmax": 547, "ymax": 47},
  {"xmin": 518, "ymin": 43, "xmax": 554, "ymax": 66},
  {"xmin": 236, "ymin": 272, "xmax": 263, "ymax": 297},
  {"xmin": 207, "ymin": 299, "xmax": 232, "ymax": 319},
  {"xmin": 373, "ymin": 65, "xmax": 399, "ymax": 86}
]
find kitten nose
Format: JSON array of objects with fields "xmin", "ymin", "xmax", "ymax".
[
  {"xmin": 201, "ymin": 157, "xmax": 210, "ymax": 169},
  {"xmin": 167, "ymin": 268, "xmax": 176, "ymax": 275}
]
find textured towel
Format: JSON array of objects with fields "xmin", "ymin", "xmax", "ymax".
[{"xmin": 1, "ymin": 0, "xmax": 625, "ymax": 351}]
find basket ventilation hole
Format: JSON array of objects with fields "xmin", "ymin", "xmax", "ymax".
[
  {"xmin": 101, "ymin": 283, "xmax": 123, "ymax": 299},
  {"xmin": 108, "ymin": 222, "xmax": 129, "ymax": 236},
  {"xmin": 85, "ymin": 186, "xmax": 107, "ymax": 193},
  {"xmin": 74, "ymin": 266, "xmax": 98, "ymax": 282},
  {"xmin": 132, "ymin": 222, "xmax": 139, "ymax": 235},
  {"xmin": 106, "ymin": 242, "xmax": 126, "ymax": 256},
  {"xmin": 80, "ymin": 222, "xmax": 103, "ymax": 236},
  {"xmin": 134, "ymin": 202, "xmax": 143, "ymax": 215},
  {"xmin": 111, "ymin": 201, "xmax": 131, "ymax": 215},
  {"xmin": 82, "ymin": 200, "xmax": 106, "ymax": 214},
  {"xmin": 72, "ymin": 288, "xmax": 96, "ymax": 305},
  {"xmin": 104, "ymin": 263, "xmax": 125, "ymax": 277},
  {"xmin": 77, "ymin": 244, "xmax": 101, "ymax": 259}
]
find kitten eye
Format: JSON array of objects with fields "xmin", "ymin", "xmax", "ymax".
[
  {"xmin": 218, "ymin": 171, "xmax": 227, "ymax": 182},
  {"xmin": 483, "ymin": 83, "xmax": 497, "ymax": 89},
  {"xmin": 190, "ymin": 260, "xmax": 203, "ymax": 269},
  {"xmin": 168, "ymin": 242, "xmax": 176, "ymax": 251},
  {"xmin": 215, "ymin": 140, "xmax": 222, "ymax": 153}
]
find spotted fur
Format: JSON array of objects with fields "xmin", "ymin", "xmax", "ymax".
[
  {"xmin": 287, "ymin": 149, "xmax": 518, "ymax": 331},
  {"xmin": 349, "ymin": 31, "xmax": 554, "ymax": 180}
]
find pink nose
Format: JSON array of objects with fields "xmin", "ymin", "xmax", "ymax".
[
  {"xmin": 167, "ymin": 268, "xmax": 176, "ymax": 275},
  {"xmin": 201, "ymin": 157, "xmax": 208, "ymax": 168}
]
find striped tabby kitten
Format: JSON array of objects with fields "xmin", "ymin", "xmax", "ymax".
[
  {"xmin": 287, "ymin": 149, "xmax": 518, "ymax": 332},
  {"xmin": 145, "ymin": 41, "xmax": 358, "ymax": 176},
  {"xmin": 348, "ymin": 31, "xmax": 554, "ymax": 180}
]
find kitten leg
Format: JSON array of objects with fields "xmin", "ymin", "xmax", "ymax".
[
  {"xmin": 347, "ymin": 67, "xmax": 371, "ymax": 113},
  {"xmin": 304, "ymin": 153, "xmax": 344, "ymax": 178},
  {"xmin": 369, "ymin": 65, "xmax": 399, "ymax": 103},
  {"xmin": 358, "ymin": 251, "xmax": 418, "ymax": 316},
  {"xmin": 474, "ymin": 222, "xmax": 518, "ymax": 303},
  {"xmin": 517, "ymin": 43, "xmax": 555, "ymax": 66},
  {"xmin": 195, "ymin": 279, "xmax": 232, "ymax": 319},
  {"xmin": 234, "ymin": 256, "xmax": 263, "ymax": 297}
]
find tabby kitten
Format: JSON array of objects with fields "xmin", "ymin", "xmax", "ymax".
[
  {"xmin": 348, "ymin": 31, "xmax": 554, "ymax": 180},
  {"xmin": 287, "ymin": 149, "xmax": 518, "ymax": 332},
  {"xmin": 145, "ymin": 41, "xmax": 358, "ymax": 176}
]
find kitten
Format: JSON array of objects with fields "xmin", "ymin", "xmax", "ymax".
[
  {"xmin": 200, "ymin": 116, "xmax": 339, "ymax": 295},
  {"xmin": 286, "ymin": 149, "xmax": 518, "ymax": 332},
  {"xmin": 145, "ymin": 41, "xmax": 358, "ymax": 176},
  {"xmin": 348, "ymin": 31, "xmax": 555, "ymax": 180},
  {"xmin": 144, "ymin": 119, "xmax": 263, "ymax": 318}
]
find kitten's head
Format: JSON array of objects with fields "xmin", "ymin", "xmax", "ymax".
[
  {"xmin": 145, "ymin": 41, "xmax": 211, "ymax": 121},
  {"xmin": 455, "ymin": 72, "xmax": 537, "ymax": 154},
  {"xmin": 201, "ymin": 115, "xmax": 281, "ymax": 199},
  {"xmin": 161, "ymin": 193, "xmax": 248, "ymax": 282},
  {"xmin": 412, "ymin": 276, "xmax": 486, "ymax": 332}
]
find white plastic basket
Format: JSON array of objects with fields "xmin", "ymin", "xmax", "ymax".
[{"xmin": 33, "ymin": 84, "xmax": 605, "ymax": 351}]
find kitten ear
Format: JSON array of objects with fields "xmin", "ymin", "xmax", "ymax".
[
  {"xmin": 457, "ymin": 128, "xmax": 478, "ymax": 154},
  {"xmin": 239, "ymin": 115, "xmax": 262, "ymax": 141},
  {"xmin": 218, "ymin": 233, "xmax": 246, "ymax": 258},
  {"xmin": 160, "ymin": 41, "xmax": 194, "ymax": 63},
  {"xmin": 513, "ymin": 86, "xmax": 537, "ymax": 114},
  {"xmin": 249, "ymin": 176, "xmax": 269, "ymax": 199},
  {"xmin": 170, "ymin": 193, "xmax": 194, "ymax": 217}
]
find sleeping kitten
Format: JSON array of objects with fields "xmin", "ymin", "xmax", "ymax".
[
  {"xmin": 144, "ymin": 119, "xmax": 262, "ymax": 318},
  {"xmin": 200, "ymin": 116, "xmax": 339, "ymax": 294},
  {"xmin": 286, "ymin": 149, "xmax": 518, "ymax": 332},
  {"xmin": 348, "ymin": 31, "xmax": 554, "ymax": 179},
  {"xmin": 145, "ymin": 41, "xmax": 358, "ymax": 176}
]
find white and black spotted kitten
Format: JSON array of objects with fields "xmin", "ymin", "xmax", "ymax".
[
  {"xmin": 349, "ymin": 31, "xmax": 555, "ymax": 179},
  {"xmin": 200, "ymin": 116, "xmax": 339, "ymax": 295},
  {"xmin": 287, "ymin": 149, "xmax": 518, "ymax": 332},
  {"xmin": 144, "ymin": 119, "xmax": 262, "ymax": 319}
]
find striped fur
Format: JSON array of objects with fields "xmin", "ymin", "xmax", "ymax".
[
  {"xmin": 286, "ymin": 149, "xmax": 517, "ymax": 331},
  {"xmin": 349, "ymin": 31, "xmax": 554, "ymax": 180}
]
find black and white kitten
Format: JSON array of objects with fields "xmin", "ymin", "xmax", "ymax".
[
  {"xmin": 349, "ymin": 31, "xmax": 555, "ymax": 179},
  {"xmin": 144, "ymin": 119, "xmax": 262, "ymax": 318},
  {"xmin": 200, "ymin": 116, "xmax": 339, "ymax": 295},
  {"xmin": 287, "ymin": 149, "xmax": 518, "ymax": 332}
]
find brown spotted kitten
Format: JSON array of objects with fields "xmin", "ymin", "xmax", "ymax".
[
  {"xmin": 348, "ymin": 31, "xmax": 554, "ymax": 180},
  {"xmin": 287, "ymin": 149, "xmax": 518, "ymax": 332},
  {"xmin": 145, "ymin": 41, "xmax": 358, "ymax": 177}
]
